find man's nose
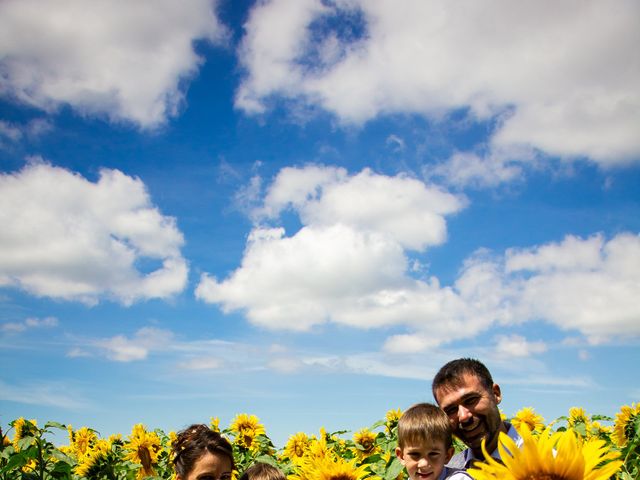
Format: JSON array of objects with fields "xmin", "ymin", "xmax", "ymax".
[{"xmin": 458, "ymin": 405, "xmax": 472, "ymax": 423}]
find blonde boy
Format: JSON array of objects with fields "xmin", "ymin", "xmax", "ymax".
[
  {"xmin": 396, "ymin": 403, "xmax": 471, "ymax": 480},
  {"xmin": 239, "ymin": 463, "xmax": 286, "ymax": 480}
]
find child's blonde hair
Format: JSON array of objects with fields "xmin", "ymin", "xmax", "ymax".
[
  {"xmin": 397, "ymin": 402, "xmax": 452, "ymax": 449},
  {"xmin": 239, "ymin": 463, "xmax": 286, "ymax": 480}
]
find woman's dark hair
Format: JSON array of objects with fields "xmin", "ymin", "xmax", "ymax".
[{"xmin": 172, "ymin": 424, "xmax": 235, "ymax": 478}]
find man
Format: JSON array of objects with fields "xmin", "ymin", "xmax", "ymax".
[{"xmin": 431, "ymin": 358, "xmax": 522, "ymax": 468}]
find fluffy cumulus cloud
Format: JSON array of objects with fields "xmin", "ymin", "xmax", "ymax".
[
  {"xmin": 197, "ymin": 166, "xmax": 640, "ymax": 349},
  {"xmin": 197, "ymin": 164, "xmax": 469, "ymax": 336},
  {"xmin": 503, "ymin": 233, "xmax": 640, "ymax": 344},
  {"xmin": 0, "ymin": 162, "xmax": 187, "ymax": 304},
  {"xmin": 0, "ymin": 0, "xmax": 227, "ymax": 127},
  {"xmin": 236, "ymin": 0, "xmax": 640, "ymax": 178},
  {"xmin": 94, "ymin": 327, "xmax": 174, "ymax": 362}
]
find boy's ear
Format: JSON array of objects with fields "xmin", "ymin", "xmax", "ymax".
[
  {"xmin": 445, "ymin": 446, "xmax": 454, "ymax": 463},
  {"xmin": 395, "ymin": 446, "xmax": 405, "ymax": 464}
]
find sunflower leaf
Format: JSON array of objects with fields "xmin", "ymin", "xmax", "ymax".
[{"xmin": 384, "ymin": 457, "xmax": 404, "ymax": 480}]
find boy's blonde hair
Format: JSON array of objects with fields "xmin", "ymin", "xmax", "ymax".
[
  {"xmin": 397, "ymin": 402, "xmax": 452, "ymax": 449},
  {"xmin": 239, "ymin": 463, "xmax": 286, "ymax": 480}
]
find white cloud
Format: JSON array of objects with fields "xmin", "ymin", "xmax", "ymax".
[
  {"xmin": 505, "ymin": 233, "xmax": 640, "ymax": 343},
  {"xmin": 95, "ymin": 327, "xmax": 173, "ymax": 362},
  {"xmin": 0, "ymin": 0, "xmax": 227, "ymax": 127},
  {"xmin": 237, "ymin": 0, "xmax": 640, "ymax": 172},
  {"xmin": 0, "ymin": 162, "xmax": 187, "ymax": 304},
  {"xmin": 493, "ymin": 334, "xmax": 547, "ymax": 358},
  {"xmin": 267, "ymin": 357, "xmax": 304, "ymax": 373},
  {"xmin": 0, "ymin": 121, "xmax": 22, "ymax": 142},
  {"xmin": 1, "ymin": 316, "xmax": 58, "ymax": 334},
  {"xmin": 197, "ymin": 165, "xmax": 467, "ymax": 335},
  {"xmin": 259, "ymin": 166, "xmax": 465, "ymax": 250},
  {"xmin": 423, "ymin": 146, "xmax": 538, "ymax": 189},
  {"xmin": 66, "ymin": 347, "xmax": 91, "ymax": 358},
  {"xmin": 386, "ymin": 134, "xmax": 405, "ymax": 152},
  {"xmin": 199, "ymin": 167, "xmax": 640, "ymax": 347},
  {"xmin": 177, "ymin": 356, "xmax": 224, "ymax": 371},
  {"xmin": 0, "ymin": 119, "xmax": 54, "ymax": 147}
]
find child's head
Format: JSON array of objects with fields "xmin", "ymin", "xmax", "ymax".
[
  {"xmin": 239, "ymin": 463, "xmax": 286, "ymax": 480},
  {"xmin": 395, "ymin": 403, "xmax": 454, "ymax": 480}
]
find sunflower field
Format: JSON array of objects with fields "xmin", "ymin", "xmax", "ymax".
[{"xmin": 1, "ymin": 404, "xmax": 638, "ymax": 480}]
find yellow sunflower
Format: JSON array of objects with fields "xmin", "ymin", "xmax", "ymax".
[
  {"xmin": 11, "ymin": 418, "xmax": 37, "ymax": 450},
  {"xmin": 291, "ymin": 452, "xmax": 368, "ymax": 480},
  {"xmin": 285, "ymin": 432, "xmax": 311, "ymax": 463},
  {"xmin": 71, "ymin": 426, "xmax": 98, "ymax": 457},
  {"xmin": 108, "ymin": 433, "xmax": 123, "ymax": 445},
  {"xmin": 588, "ymin": 421, "xmax": 612, "ymax": 441},
  {"xmin": 385, "ymin": 408, "xmax": 402, "ymax": 432},
  {"xmin": 230, "ymin": 413, "xmax": 266, "ymax": 451},
  {"xmin": 567, "ymin": 407, "xmax": 591, "ymax": 431},
  {"xmin": 352, "ymin": 428, "xmax": 380, "ymax": 460},
  {"xmin": 511, "ymin": 407, "xmax": 545, "ymax": 434},
  {"xmin": 21, "ymin": 458, "xmax": 37, "ymax": 473},
  {"xmin": 306, "ymin": 432, "xmax": 331, "ymax": 462},
  {"xmin": 75, "ymin": 438, "xmax": 110, "ymax": 477},
  {"xmin": 124, "ymin": 424, "xmax": 162, "ymax": 480},
  {"xmin": 468, "ymin": 426, "xmax": 622, "ymax": 480},
  {"xmin": 210, "ymin": 416, "xmax": 221, "ymax": 433},
  {"xmin": 612, "ymin": 402, "xmax": 640, "ymax": 447}
]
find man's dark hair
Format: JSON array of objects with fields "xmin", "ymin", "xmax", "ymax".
[{"xmin": 431, "ymin": 358, "xmax": 494, "ymax": 399}]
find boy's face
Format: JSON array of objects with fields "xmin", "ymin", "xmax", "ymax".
[{"xmin": 395, "ymin": 439, "xmax": 453, "ymax": 480}]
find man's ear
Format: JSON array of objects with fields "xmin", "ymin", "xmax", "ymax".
[
  {"xmin": 445, "ymin": 447, "xmax": 454, "ymax": 463},
  {"xmin": 492, "ymin": 383, "xmax": 502, "ymax": 404},
  {"xmin": 395, "ymin": 446, "xmax": 405, "ymax": 465}
]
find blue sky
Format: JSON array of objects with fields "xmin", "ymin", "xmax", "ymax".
[{"xmin": 1, "ymin": 0, "xmax": 639, "ymax": 448}]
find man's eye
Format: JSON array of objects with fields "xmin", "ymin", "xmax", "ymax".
[{"xmin": 464, "ymin": 396, "xmax": 479, "ymax": 406}]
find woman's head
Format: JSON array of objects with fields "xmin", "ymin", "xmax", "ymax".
[{"xmin": 172, "ymin": 424, "xmax": 235, "ymax": 480}]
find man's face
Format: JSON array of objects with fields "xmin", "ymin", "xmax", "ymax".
[{"xmin": 433, "ymin": 373, "xmax": 504, "ymax": 458}]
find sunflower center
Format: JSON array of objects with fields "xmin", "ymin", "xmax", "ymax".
[
  {"xmin": 138, "ymin": 446, "xmax": 152, "ymax": 470},
  {"xmin": 328, "ymin": 475, "xmax": 356, "ymax": 480},
  {"xmin": 525, "ymin": 475, "xmax": 566, "ymax": 480}
]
